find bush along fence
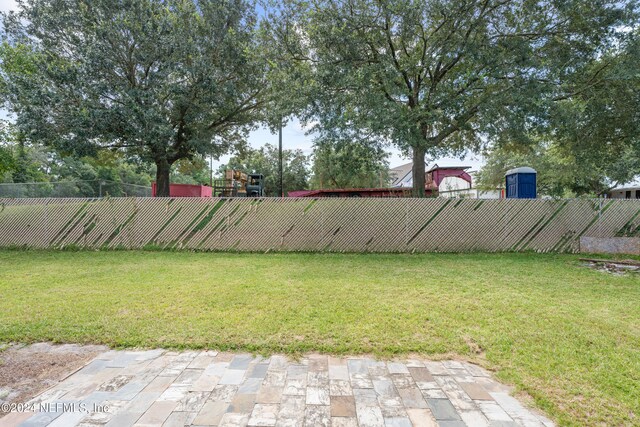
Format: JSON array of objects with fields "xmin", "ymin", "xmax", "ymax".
[{"xmin": 0, "ymin": 197, "xmax": 639, "ymax": 253}]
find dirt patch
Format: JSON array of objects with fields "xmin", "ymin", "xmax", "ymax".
[
  {"xmin": 581, "ymin": 258, "xmax": 640, "ymax": 275},
  {"xmin": 0, "ymin": 342, "xmax": 107, "ymax": 417},
  {"xmin": 463, "ymin": 335, "xmax": 486, "ymax": 357}
]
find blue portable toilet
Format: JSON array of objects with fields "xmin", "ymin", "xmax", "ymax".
[{"xmin": 505, "ymin": 167, "xmax": 537, "ymax": 199}]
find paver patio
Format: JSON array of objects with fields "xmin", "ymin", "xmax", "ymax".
[{"xmin": 0, "ymin": 349, "xmax": 554, "ymax": 427}]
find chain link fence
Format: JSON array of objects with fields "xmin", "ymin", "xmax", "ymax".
[
  {"xmin": 0, "ymin": 180, "xmax": 152, "ymax": 198},
  {"xmin": 0, "ymin": 197, "xmax": 638, "ymax": 252}
]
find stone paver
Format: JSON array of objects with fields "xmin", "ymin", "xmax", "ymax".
[
  {"xmin": 5, "ymin": 351, "xmax": 554, "ymax": 426},
  {"xmin": 331, "ymin": 396, "xmax": 357, "ymax": 418}
]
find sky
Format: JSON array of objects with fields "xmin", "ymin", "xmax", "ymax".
[
  {"xmin": 0, "ymin": 0, "xmax": 485, "ymax": 174},
  {"xmin": 0, "ymin": 0, "xmax": 15, "ymax": 13},
  {"xmin": 243, "ymin": 118, "xmax": 484, "ymax": 173}
]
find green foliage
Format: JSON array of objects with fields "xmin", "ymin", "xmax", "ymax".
[
  {"xmin": 10, "ymin": 142, "xmax": 48, "ymax": 185},
  {"xmin": 545, "ymin": 34, "xmax": 640, "ymax": 192},
  {"xmin": 171, "ymin": 156, "xmax": 211, "ymax": 185},
  {"xmin": 476, "ymin": 143, "xmax": 571, "ymax": 197},
  {"xmin": 478, "ymin": 140, "xmax": 640, "ymax": 198},
  {"xmin": 0, "ymin": 136, "xmax": 156, "ymax": 197},
  {"xmin": 479, "ymin": 33, "xmax": 640, "ymax": 197},
  {"xmin": 270, "ymin": 0, "xmax": 636, "ymax": 195},
  {"xmin": 1, "ymin": 0, "xmax": 270, "ymax": 196},
  {"xmin": 310, "ymin": 139, "xmax": 389, "ymax": 189},
  {"xmin": 0, "ymin": 121, "xmax": 16, "ymax": 177},
  {"xmin": 221, "ymin": 144, "xmax": 309, "ymax": 196},
  {"xmin": 0, "ymin": 130, "xmax": 214, "ymax": 197},
  {"xmin": 0, "ymin": 145, "xmax": 11, "ymax": 177}
]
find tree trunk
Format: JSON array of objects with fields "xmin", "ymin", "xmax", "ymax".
[
  {"xmin": 412, "ymin": 146, "xmax": 426, "ymax": 197},
  {"xmin": 155, "ymin": 158, "xmax": 172, "ymax": 197}
]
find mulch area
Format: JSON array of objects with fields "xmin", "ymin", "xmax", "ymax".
[{"xmin": 0, "ymin": 342, "xmax": 106, "ymax": 417}]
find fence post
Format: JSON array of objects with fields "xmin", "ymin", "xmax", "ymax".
[
  {"xmin": 130, "ymin": 197, "xmax": 137, "ymax": 248},
  {"xmin": 321, "ymin": 199, "xmax": 325, "ymax": 250},
  {"xmin": 44, "ymin": 199, "xmax": 49, "ymax": 249},
  {"xmin": 598, "ymin": 197, "xmax": 603, "ymax": 238},
  {"xmin": 405, "ymin": 198, "xmax": 409, "ymax": 249}
]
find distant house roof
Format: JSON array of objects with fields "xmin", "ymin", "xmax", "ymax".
[
  {"xmin": 427, "ymin": 164, "xmax": 472, "ymax": 172},
  {"xmin": 389, "ymin": 162, "xmax": 474, "ymax": 188},
  {"xmin": 610, "ymin": 176, "xmax": 640, "ymax": 191},
  {"xmin": 389, "ymin": 162, "xmax": 415, "ymax": 187}
]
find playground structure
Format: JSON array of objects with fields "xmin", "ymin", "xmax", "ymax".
[
  {"xmin": 151, "ymin": 170, "xmax": 265, "ymax": 197},
  {"xmin": 213, "ymin": 170, "xmax": 265, "ymax": 197}
]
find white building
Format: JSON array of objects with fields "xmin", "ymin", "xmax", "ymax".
[
  {"xmin": 608, "ymin": 177, "xmax": 640, "ymax": 199},
  {"xmin": 438, "ymin": 187, "xmax": 502, "ymax": 199},
  {"xmin": 389, "ymin": 162, "xmax": 502, "ymax": 198}
]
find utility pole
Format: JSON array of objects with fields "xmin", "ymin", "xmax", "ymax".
[
  {"xmin": 209, "ymin": 156, "xmax": 213, "ymax": 187},
  {"xmin": 279, "ymin": 119, "xmax": 283, "ymax": 198}
]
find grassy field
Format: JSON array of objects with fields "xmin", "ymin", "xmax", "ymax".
[{"xmin": 0, "ymin": 250, "xmax": 638, "ymax": 425}]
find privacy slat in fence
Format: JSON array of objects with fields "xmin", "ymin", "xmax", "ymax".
[{"xmin": 1, "ymin": 197, "xmax": 639, "ymax": 253}]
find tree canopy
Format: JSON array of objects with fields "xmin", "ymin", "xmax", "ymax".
[
  {"xmin": 0, "ymin": 121, "xmax": 16, "ymax": 177},
  {"xmin": 310, "ymin": 139, "xmax": 389, "ymax": 189},
  {"xmin": 270, "ymin": 0, "xmax": 636, "ymax": 195},
  {"xmin": 0, "ymin": 135, "xmax": 156, "ymax": 197},
  {"xmin": 1, "ymin": 0, "xmax": 269, "ymax": 196},
  {"xmin": 1, "ymin": 0, "xmax": 638, "ymax": 198},
  {"xmin": 478, "ymin": 31, "xmax": 640, "ymax": 197}
]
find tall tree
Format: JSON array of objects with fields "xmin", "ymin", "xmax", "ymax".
[
  {"xmin": 547, "ymin": 31, "xmax": 640, "ymax": 192},
  {"xmin": 271, "ymin": 0, "xmax": 635, "ymax": 196},
  {"xmin": 0, "ymin": 146, "xmax": 12, "ymax": 177},
  {"xmin": 1, "ymin": 0, "xmax": 268, "ymax": 196},
  {"xmin": 311, "ymin": 139, "xmax": 389, "ymax": 189},
  {"xmin": 479, "ymin": 29, "xmax": 640, "ymax": 197},
  {"xmin": 221, "ymin": 144, "xmax": 309, "ymax": 196},
  {"xmin": 0, "ymin": 121, "xmax": 16, "ymax": 178}
]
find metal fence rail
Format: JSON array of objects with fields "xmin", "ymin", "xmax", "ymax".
[
  {"xmin": 0, "ymin": 197, "xmax": 638, "ymax": 253},
  {"xmin": 0, "ymin": 180, "xmax": 152, "ymax": 198}
]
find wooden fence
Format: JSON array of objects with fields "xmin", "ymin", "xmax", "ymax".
[{"xmin": 0, "ymin": 197, "xmax": 638, "ymax": 253}]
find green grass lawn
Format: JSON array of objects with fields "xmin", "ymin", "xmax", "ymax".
[{"xmin": 0, "ymin": 250, "xmax": 638, "ymax": 425}]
